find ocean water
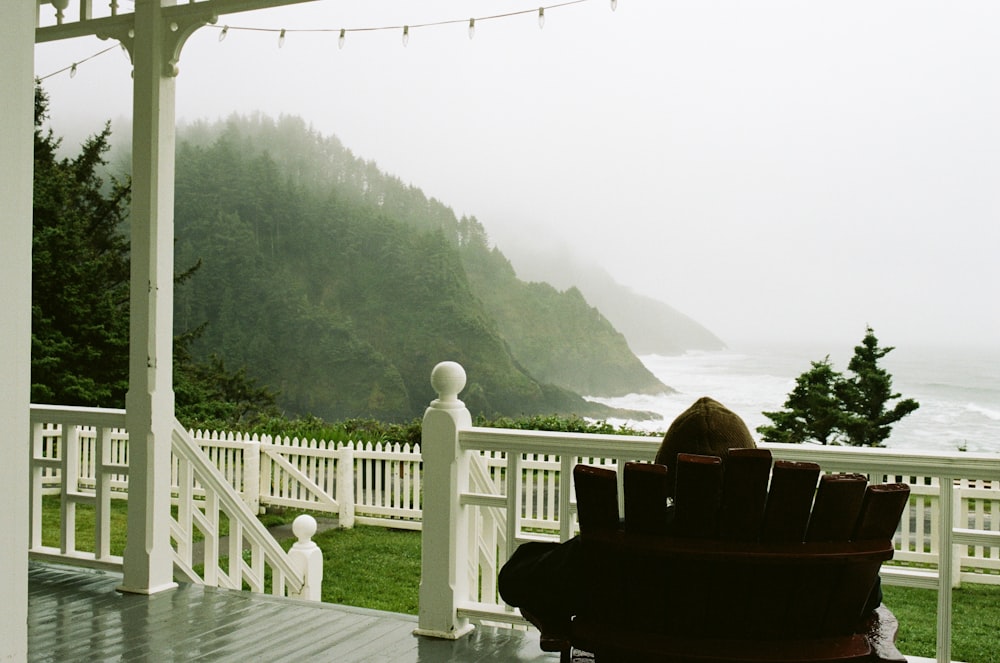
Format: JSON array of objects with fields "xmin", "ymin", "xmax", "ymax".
[{"xmin": 587, "ymin": 344, "xmax": 1000, "ymax": 455}]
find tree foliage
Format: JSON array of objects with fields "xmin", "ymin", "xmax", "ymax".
[
  {"xmin": 757, "ymin": 327, "xmax": 919, "ymax": 447},
  {"xmin": 31, "ymin": 86, "xmax": 130, "ymax": 407},
  {"xmin": 31, "ymin": 85, "xmax": 278, "ymax": 427},
  {"xmin": 837, "ymin": 327, "xmax": 920, "ymax": 447},
  {"xmin": 757, "ymin": 356, "xmax": 843, "ymax": 445},
  {"xmin": 170, "ymin": 114, "xmax": 666, "ymax": 422}
]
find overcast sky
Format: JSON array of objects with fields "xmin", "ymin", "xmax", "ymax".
[{"xmin": 34, "ymin": 0, "xmax": 1000, "ymax": 351}]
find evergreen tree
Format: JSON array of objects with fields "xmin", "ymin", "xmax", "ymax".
[
  {"xmin": 757, "ymin": 327, "xmax": 919, "ymax": 447},
  {"xmin": 837, "ymin": 326, "xmax": 920, "ymax": 447},
  {"xmin": 31, "ymin": 86, "xmax": 131, "ymax": 406},
  {"xmin": 32, "ymin": 84, "xmax": 278, "ymax": 426},
  {"xmin": 757, "ymin": 357, "xmax": 843, "ymax": 445}
]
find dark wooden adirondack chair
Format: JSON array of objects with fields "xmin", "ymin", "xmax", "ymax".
[{"xmin": 566, "ymin": 449, "xmax": 910, "ymax": 663}]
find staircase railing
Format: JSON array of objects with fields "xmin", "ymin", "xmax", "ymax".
[{"xmin": 28, "ymin": 405, "xmax": 320, "ymax": 600}]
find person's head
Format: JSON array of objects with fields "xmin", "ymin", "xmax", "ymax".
[{"xmin": 654, "ymin": 396, "xmax": 756, "ymax": 494}]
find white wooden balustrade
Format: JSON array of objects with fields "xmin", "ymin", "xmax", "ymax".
[{"xmin": 28, "ymin": 404, "xmax": 320, "ymax": 601}]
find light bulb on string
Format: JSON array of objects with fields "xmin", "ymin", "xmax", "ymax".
[
  {"xmin": 278, "ymin": 28, "xmax": 286, "ymax": 48},
  {"xmin": 468, "ymin": 18, "xmax": 475, "ymax": 40},
  {"xmin": 219, "ymin": 25, "xmax": 228, "ymax": 42},
  {"xmin": 610, "ymin": 0, "xmax": 618, "ymax": 10},
  {"xmin": 538, "ymin": 7, "xmax": 545, "ymax": 29},
  {"xmin": 338, "ymin": 28, "xmax": 346, "ymax": 49},
  {"xmin": 402, "ymin": 25, "xmax": 409, "ymax": 47},
  {"xmin": 69, "ymin": 63, "xmax": 78, "ymax": 78}
]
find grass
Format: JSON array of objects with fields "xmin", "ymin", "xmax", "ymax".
[
  {"xmin": 283, "ymin": 525, "xmax": 422, "ymax": 613},
  {"xmin": 883, "ymin": 584, "xmax": 1000, "ymax": 663},
  {"xmin": 39, "ymin": 495, "xmax": 231, "ymax": 555},
  {"xmin": 40, "ymin": 495, "xmax": 129, "ymax": 555}
]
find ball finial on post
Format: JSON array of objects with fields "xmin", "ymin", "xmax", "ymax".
[
  {"xmin": 430, "ymin": 361, "xmax": 466, "ymax": 409},
  {"xmin": 292, "ymin": 514, "xmax": 318, "ymax": 543}
]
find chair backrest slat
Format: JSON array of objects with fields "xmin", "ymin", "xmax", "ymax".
[
  {"xmin": 624, "ymin": 462, "xmax": 670, "ymax": 535},
  {"xmin": 719, "ymin": 448, "xmax": 773, "ymax": 541},
  {"xmin": 760, "ymin": 460, "xmax": 821, "ymax": 543},
  {"xmin": 806, "ymin": 473, "xmax": 869, "ymax": 542},
  {"xmin": 853, "ymin": 483, "xmax": 912, "ymax": 541},
  {"xmin": 672, "ymin": 453, "xmax": 723, "ymax": 538},
  {"xmin": 573, "ymin": 464, "xmax": 619, "ymax": 535}
]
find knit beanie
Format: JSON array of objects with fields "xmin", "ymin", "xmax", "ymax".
[{"xmin": 654, "ymin": 396, "xmax": 756, "ymax": 489}]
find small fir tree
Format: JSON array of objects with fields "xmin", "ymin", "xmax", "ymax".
[
  {"xmin": 837, "ymin": 326, "xmax": 920, "ymax": 447},
  {"xmin": 757, "ymin": 327, "xmax": 919, "ymax": 447},
  {"xmin": 757, "ymin": 356, "xmax": 843, "ymax": 445}
]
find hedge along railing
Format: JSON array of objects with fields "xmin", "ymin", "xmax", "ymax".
[
  {"xmin": 28, "ymin": 405, "xmax": 321, "ymax": 602},
  {"xmin": 415, "ymin": 361, "xmax": 1000, "ymax": 663}
]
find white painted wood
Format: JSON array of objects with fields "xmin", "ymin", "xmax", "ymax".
[
  {"xmin": 937, "ymin": 476, "xmax": 955, "ymax": 663},
  {"xmin": 287, "ymin": 515, "xmax": 323, "ymax": 601},
  {"xmin": 415, "ymin": 362, "xmax": 475, "ymax": 640},
  {"xmin": 0, "ymin": 4, "xmax": 35, "ymax": 659},
  {"xmin": 337, "ymin": 444, "xmax": 356, "ymax": 528}
]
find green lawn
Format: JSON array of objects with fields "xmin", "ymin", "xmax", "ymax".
[
  {"xmin": 285, "ymin": 526, "xmax": 422, "ymax": 613},
  {"xmin": 40, "ymin": 495, "xmax": 129, "ymax": 554},
  {"xmin": 883, "ymin": 584, "xmax": 1000, "ymax": 663}
]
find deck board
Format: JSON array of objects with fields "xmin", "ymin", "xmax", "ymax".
[{"xmin": 28, "ymin": 563, "xmax": 562, "ymax": 662}]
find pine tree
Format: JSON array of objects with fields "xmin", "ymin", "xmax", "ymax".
[
  {"xmin": 757, "ymin": 357, "xmax": 843, "ymax": 445},
  {"xmin": 837, "ymin": 326, "xmax": 920, "ymax": 447},
  {"xmin": 31, "ymin": 86, "xmax": 131, "ymax": 406},
  {"xmin": 757, "ymin": 328, "xmax": 919, "ymax": 447}
]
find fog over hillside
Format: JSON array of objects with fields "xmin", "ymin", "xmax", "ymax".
[
  {"xmin": 35, "ymin": 1, "xmax": 1000, "ymax": 352},
  {"xmin": 499, "ymin": 243, "xmax": 726, "ymax": 355}
]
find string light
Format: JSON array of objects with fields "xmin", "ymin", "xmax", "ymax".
[
  {"xmin": 207, "ymin": 1, "xmax": 592, "ymax": 46},
  {"xmin": 39, "ymin": 0, "xmax": 607, "ymax": 80},
  {"xmin": 37, "ymin": 44, "xmax": 120, "ymax": 81},
  {"xmin": 611, "ymin": 0, "xmax": 618, "ymax": 10}
]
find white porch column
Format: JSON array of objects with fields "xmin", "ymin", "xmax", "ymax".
[
  {"xmin": 0, "ymin": 4, "xmax": 35, "ymax": 658},
  {"xmin": 120, "ymin": 0, "xmax": 181, "ymax": 595},
  {"xmin": 415, "ymin": 362, "xmax": 475, "ymax": 640}
]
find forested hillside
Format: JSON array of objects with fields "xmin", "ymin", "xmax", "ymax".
[{"xmin": 172, "ymin": 114, "xmax": 669, "ymax": 421}]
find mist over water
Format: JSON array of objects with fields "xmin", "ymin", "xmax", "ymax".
[{"xmin": 588, "ymin": 344, "xmax": 1000, "ymax": 455}]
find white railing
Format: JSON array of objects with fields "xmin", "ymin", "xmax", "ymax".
[
  {"xmin": 416, "ymin": 361, "xmax": 1000, "ymax": 663},
  {"xmin": 28, "ymin": 405, "xmax": 321, "ymax": 601},
  {"xmin": 36, "ymin": 408, "xmax": 1000, "ymax": 584},
  {"xmin": 29, "ymin": 405, "xmax": 130, "ymax": 571}
]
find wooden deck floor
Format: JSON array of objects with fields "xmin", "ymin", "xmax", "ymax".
[{"xmin": 28, "ymin": 563, "xmax": 563, "ymax": 663}]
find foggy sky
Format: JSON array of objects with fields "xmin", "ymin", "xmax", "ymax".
[{"xmin": 34, "ymin": 0, "xmax": 1000, "ymax": 351}]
